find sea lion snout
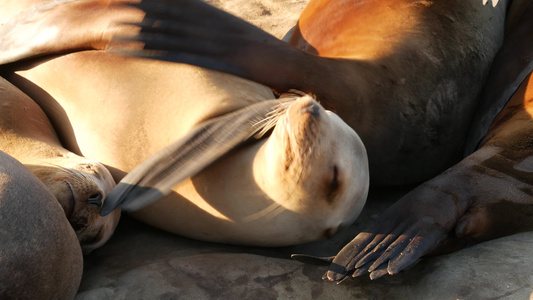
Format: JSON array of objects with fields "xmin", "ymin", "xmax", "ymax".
[
  {"xmin": 297, "ymin": 100, "xmax": 321, "ymax": 117},
  {"xmin": 289, "ymin": 95, "xmax": 323, "ymax": 118}
]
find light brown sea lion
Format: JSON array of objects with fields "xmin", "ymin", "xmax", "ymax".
[
  {"xmin": 0, "ymin": 150, "xmax": 83, "ymax": 299},
  {"xmin": 0, "ymin": 76, "xmax": 120, "ymax": 254},
  {"xmin": 0, "ymin": 0, "xmax": 369, "ymax": 246}
]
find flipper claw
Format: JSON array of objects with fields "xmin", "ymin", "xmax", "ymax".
[{"xmin": 290, "ymin": 254, "xmax": 334, "ymax": 266}]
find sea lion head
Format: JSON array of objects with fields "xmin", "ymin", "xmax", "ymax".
[
  {"xmin": 257, "ymin": 92, "xmax": 369, "ymax": 238},
  {"xmin": 26, "ymin": 153, "xmax": 120, "ymax": 254}
]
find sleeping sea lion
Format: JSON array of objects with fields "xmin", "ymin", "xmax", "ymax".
[
  {"xmin": 0, "ymin": 0, "xmax": 369, "ymax": 246},
  {"xmin": 0, "ymin": 76, "xmax": 120, "ymax": 254},
  {"xmin": 0, "ymin": 151, "xmax": 83, "ymax": 299}
]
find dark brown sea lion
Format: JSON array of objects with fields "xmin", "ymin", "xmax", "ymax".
[
  {"xmin": 0, "ymin": 0, "xmax": 508, "ymax": 185},
  {"xmin": 0, "ymin": 76, "xmax": 121, "ymax": 254},
  {"xmin": 294, "ymin": 0, "xmax": 533, "ymax": 281},
  {"xmin": 109, "ymin": 0, "xmax": 509, "ymax": 187}
]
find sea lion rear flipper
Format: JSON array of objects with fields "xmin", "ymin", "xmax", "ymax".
[
  {"xmin": 100, "ymin": 98, "xmax": 296, "ymax": 216},
  {"xmin": 109, "ymin": 0, "xmax": 311, "ymax": 94}
]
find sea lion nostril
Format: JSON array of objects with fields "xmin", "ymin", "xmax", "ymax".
[
  {"xmin": 87, "ymin": 193, "xmax": 103, "ymax": 208},
  {"xmin": 298, "ymin": 103, "xmax": 320, "ymax": 117}
]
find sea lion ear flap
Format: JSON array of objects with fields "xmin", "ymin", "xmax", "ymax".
[{"xmin": 100, "ymin": 98, "xmax": 296, "ymax": 216}]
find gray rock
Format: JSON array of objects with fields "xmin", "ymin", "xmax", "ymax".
[{"xmin": 77, "ymin": 189, "xmax": 533, "ymax": 299}]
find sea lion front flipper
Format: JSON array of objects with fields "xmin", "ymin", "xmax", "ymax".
[
  {"xmin": 0, "ymin": 0, "xmax": 142, "ymax": 65},
  {"xmin": 109, "ymin": 0, "xmax": 315, "ymax": 94},
  {"xmin": 321, "ymin": 182, "xmax": 461, "ymax": 282},
  {"xmin": 100, "ymin": 98, "xmax": 296, "ymax": 216}
]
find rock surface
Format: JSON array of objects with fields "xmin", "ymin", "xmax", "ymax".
[{"xmin": 78, "ymin": 189, "xmax": 533, "ymax": 299}]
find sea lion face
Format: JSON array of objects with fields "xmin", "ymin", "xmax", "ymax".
[
  {"xmin": 259, "ymin": 95, "xmax": 369, "ymax": 237},
  {"xmin": 26, "ymin": 155, "xmax": 120, "ymax": 254}
]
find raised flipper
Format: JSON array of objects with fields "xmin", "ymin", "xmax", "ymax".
[
  {"xmin": 100, "ymin": 97, "xmax": 296, "ymax": 216},
  {"xmin": 108, "ymin": 0, "xmax": 337, "ymax": 97},
  {"xmin": 0, "ymin": 0, "xmax": 143, "ymax": 65}
]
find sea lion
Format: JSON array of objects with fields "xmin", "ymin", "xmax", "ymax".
[
  {"xmin": 0, "ymin": 150, "xmax": 83, "ymax": 299},
  {"xmin": 293, "ymin": 0, "xmax": 533, "ymax": 281},
  {"xmin": 0, "ymin": 76, "xmax": 120, "ymax": 254},
  {"xmin": 0, "ymin": 0, "xmax": 369, "ymax": 246}
]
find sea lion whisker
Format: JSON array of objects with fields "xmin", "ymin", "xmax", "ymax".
[
  {"xmin": 241, "ymin": 202, "xmax": 284, "ymax": 223},
  {"xmin": 251, "ymin": 101, "xmax": 293, "ymax": 138}
]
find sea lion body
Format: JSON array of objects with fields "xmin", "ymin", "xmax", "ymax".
[
  {"xmin": 0, "ymin": 150, "xmax": 83, "ymax": 299},
  {"xmin": 0, "ymin": 76, "xmax": 120, "ymax": 253}
]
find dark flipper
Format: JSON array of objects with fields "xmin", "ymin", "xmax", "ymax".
[
  {"xmin": 321, "ymin": 184, "xmax": 456, "ymax": 282},
  {"xmin": 100, "ymin": 97, "xmax": 296, "ymax": 216},
  {"xmin": 108, "ymin": 0, "xmax": 338, "ymax": 97},
  {"xmin": 291, "ymin": 182, "xmax": 456, "ymax": 282}
]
